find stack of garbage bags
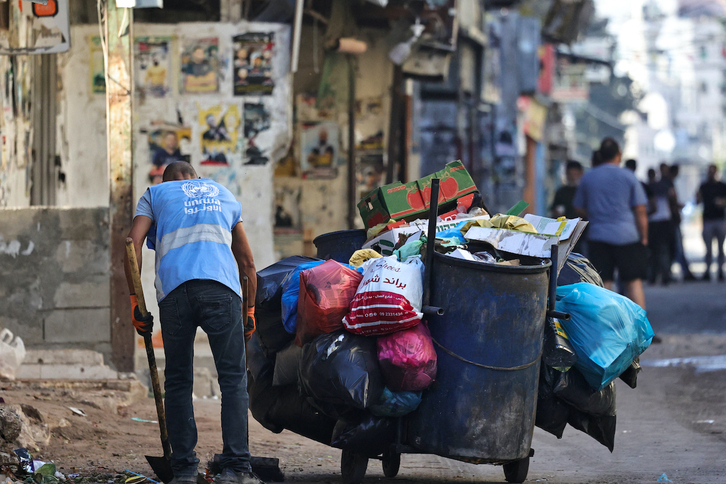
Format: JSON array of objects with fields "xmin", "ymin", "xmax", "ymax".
[
  {"xmin": 248, "ymin": 250, "xmax": 437, "ymax": 455},
  {"xmin": 536, "ymin": 253, "xmax": 653, "ymax": 451}
]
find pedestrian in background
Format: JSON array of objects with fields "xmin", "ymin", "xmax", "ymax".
[
  {"xmin": 647, "ymin": 163, "xmax": 677, "ymax": 285},
  {"xmin": 668, "ymin": 164, "xmax": 696, "ymax": 281},
  {"xmin": 573, "ymin": 138, "xmax": 649, "ymax": 309},
  {"xmin": 551, "ymin": 160, "xmax": 586, "ymax": 254},
  {"xmin": 696, "ymin": 164, "xmax": 726, "ymax": 281}
]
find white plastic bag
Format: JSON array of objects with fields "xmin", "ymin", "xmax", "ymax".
[
  {"xmin": 0, "ymin": 328, "xmax": 26, "ymax": 380},
  {"xmin": 343, "ymin": 256, "xmax": 423, "ymax": 336}
]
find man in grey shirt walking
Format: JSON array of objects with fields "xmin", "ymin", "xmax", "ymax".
[{"xmin": 573, "ymin": 138, "xmax": 649, "ymax": 309}]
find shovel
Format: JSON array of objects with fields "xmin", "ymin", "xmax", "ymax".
[{"xmin": 125, "ymin": 238, "xmax": 175, "ymax": 484}]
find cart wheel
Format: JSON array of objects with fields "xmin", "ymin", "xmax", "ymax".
[
  {"xmin": 341, "ymin": 449, "xmax": 368, "ymax": 484},
  {"xmin": 503, "ymin": 457, "xmax": 529, "ymax": 483},
  {"xmin": 381, "ymin": 450, "xmax": 401, "ymax": 478}
]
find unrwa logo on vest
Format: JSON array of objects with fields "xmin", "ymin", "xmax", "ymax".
[{"xmin": 182, "ymin": 181, "xmax": 220, "ymax": 199}]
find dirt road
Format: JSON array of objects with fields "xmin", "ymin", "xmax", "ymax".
[{"xmin": 1, "ymin": 331, "xmax": 721, "ymax": 484}]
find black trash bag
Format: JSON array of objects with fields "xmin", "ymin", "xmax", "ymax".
[
  {"xmin": 330, "ymin": 414, "xmax": 396, "ymax": 456},
  {"xmin": 567, "ymin": 409, "xmax": 617, "ymax": 452},
  {"xmin": 619, "ymin": 357, "xmax": 641, "ymax": 389},
  {"xmin": 267, "ymin": 385, "xmax": 338, "ymax": 446},
  {"xmin": 298, "ymin": 331, "xmax": 384, "ymax": 410},
  {"xmin": 256, "ymin": 256, "xmax": 320, "ymax": 354},
  {"xmin": 247, "ymin": 369, "xmax": 285, "ymax": 434},
  {"xmin": 272, "ymin": 341, "xmax": 303, "ymax": 387},
  {"xmin": 553, "ymin": 367, "xmax": 616, "ymax": 417},
  {"xmin": 557, "ymin": 253, "xmax": 604, "ymax": 287},
  {"xmin": 535, "ymin": 363, "xmax": 570, "ymax": 438},
  {"xmin": 542, "ymin": 317, "xmax": 577, "ymax": 370},
  {"xmin": 247, "ymin": 333, "xmax": 275, "ymax": 382}
]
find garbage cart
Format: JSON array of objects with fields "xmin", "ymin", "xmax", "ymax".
[{"xmin": 309, "ymin": 229, "xmax": 550, "ymax": 484}]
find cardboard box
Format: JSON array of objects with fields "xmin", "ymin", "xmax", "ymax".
[
  {"xmin": 357, "ymin": 181, "xmax": 427, "ymax": 229},
  {"xmin": 464, "ymin": 214, "xmax": 588, "ymax": 272},
  {"xmin": 417, "ymin": 160, "xmax": 478, "ymax": 209}
]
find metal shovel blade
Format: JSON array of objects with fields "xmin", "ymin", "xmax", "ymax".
[{"xmin": 146, "ymin": 455, "xmax": 174, "ymax": 484}]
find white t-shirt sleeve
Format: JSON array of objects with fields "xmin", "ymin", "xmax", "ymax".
[{"xmin": 135, "ymin": 189, "xmax": 154, "ymax": 221}]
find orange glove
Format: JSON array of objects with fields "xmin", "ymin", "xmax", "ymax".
[
  {"xmin": 130, "ymin": 295, "xmax": 154, "ymax": 335},
  {"xmin": 244, "ymin": 306, "xmax": 256, "ymax": 342}
]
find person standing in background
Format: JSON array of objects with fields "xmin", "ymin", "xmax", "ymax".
[
  {"xmin": 573, "ymin": 138, "xmax": 649, "ymax": 309},
  {"xmin": 647, "ymin": 164, "xmax": 677, "ymax": 285},
  {"xmin": 697, "ymin": 164, "xmax": 726, "ymax": 281},
  {"xmin": 551, "ymin": 160, "xmax": 586, "ymax": 254},
  {"xmin": 668, "ymin": 164, "xmax": 696, "ymax": 281}
]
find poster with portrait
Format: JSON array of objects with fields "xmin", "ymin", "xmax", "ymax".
[
  {"xmin": 135, "ymin": 37, "xmax": 172, "ymax": 99},
  {"xmin": 232, "ymin": 33, "xmax": 275, "ymax": 96},
  {"xmin": 180, "ymin": 37, "xmax": 220, "ymax": 94},
  {"xmin": 145, "ymin": 125, "xmax": 192, "ymax": 184},
  {"xmin": 300, "ymin": 121, "xmax": 339, "ymax": 179},
  {"xmin": 357, "ymin": 153, "xmax": 384, "ymax": 201},
  {"xmin": 243, "ymin": 102, "xmax": 271, "ymax": 165},
  {"xmin": 90, "ymin": 36, "xmax": 105, "ymax": 94},
  {"xmin": 197, "ymin": 104, "xmax": 242, "ymax": 166}
]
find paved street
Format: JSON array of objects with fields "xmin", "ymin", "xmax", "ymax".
[{"xmin": 243, "ymin": 280, "xmax": 726, "ymax": 484}]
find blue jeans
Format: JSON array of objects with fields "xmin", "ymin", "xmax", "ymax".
[{"xmin": 158, "ymin": 279, "xmax": 250, "ymax": 476}]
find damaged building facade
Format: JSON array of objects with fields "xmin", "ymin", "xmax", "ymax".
[{"xmin": 0, "ymin": 0, "xmax": 593, "ymax": 376}]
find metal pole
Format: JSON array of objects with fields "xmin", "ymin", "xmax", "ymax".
[
  {"xmin": 290, "ymin": 0, "xmax": 305, "ymax": 73},
  {"xmin": 347, "ymin": 55, "xmax": 357, "ymax": 230},
  {"xmin": 422, "ymin": 179, "xmax": 440, "ymax": 307},
  {"xmin": 106, "ymin": 2, "xmax": 135, "ymax": 372}
]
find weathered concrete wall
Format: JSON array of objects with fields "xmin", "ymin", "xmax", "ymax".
[{"xmin": 0, "ymin": 208, "xmax": 111, "ymax": 360}]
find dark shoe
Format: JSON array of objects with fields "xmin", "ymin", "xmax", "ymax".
[
  {"xmin": 719, "ymin": 272, "xmax": 725, "ymax": 282},
  {"xmin": 701, "ymin": 271, "xmax": 712, "ymax": 281},
  {"xmin": 684, "ymin": 272, "xmax": 697, "ymax": 281},
  {"xmin": 169, "ymin": 474, "xmax": 198, "ymax": 484},
  {"xmin": 216, "ymin": 468, "xmax": 265, "ymax": 484},
  {"xmin": 651, "ymin": 334, "xmax": 663, "ymax": 344}
]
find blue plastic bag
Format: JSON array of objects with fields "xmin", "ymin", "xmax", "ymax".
[
  {"xmin": 369, "ymin": 387, "xmax": 422, "ymax": 417},
  {"xmin": 281, "ymin": 260, "xmax": 325, "ymax": 334},
  {"xmin": 555, "ymin": 283, "xmax": 654, "ymax": 391}
]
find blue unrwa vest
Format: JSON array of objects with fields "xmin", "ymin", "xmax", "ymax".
[{"xmin": 137, "ymin": 179, "xmax": 242, "ymax": 302}]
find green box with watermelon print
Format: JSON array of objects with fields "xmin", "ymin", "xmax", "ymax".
[
  {"xmin": 357, "ymin": 160, "xmax": 477, "ymax": 229},
  {"xmin": 357, "ymin": 180, "xmax": 427, "ymax": 229},
  {"xmin": 417, "ymin": 160, "xmax": 478, "ymax": 209}
]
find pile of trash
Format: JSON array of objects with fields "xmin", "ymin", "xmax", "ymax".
[
  {"xmin": 249, "ymin": 161, "xmax": 654, "ymax": 455},
  {"xmin": 249, "ymin": 252, "xmax": 437, "ymax": 454},
  {"xmin": 536, "ymin": 254, "xmax": 652, "ymax": 451}
]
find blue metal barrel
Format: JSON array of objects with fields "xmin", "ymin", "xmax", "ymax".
[
  {"xmin": 406, "ymin": 251, "xmax": 549, "ymax": 463},
  {"xmin": 313, "ymin": 229, "xmax": 367, "ymax": 264}
]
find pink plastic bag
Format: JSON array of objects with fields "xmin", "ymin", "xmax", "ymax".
[
  {"xmin": 296, "ymin": 260, "xmax": 363, "ymax": 346},
  {"xmin": 377, "ymin": 322, "xmax": 437, "ymax": 392}
]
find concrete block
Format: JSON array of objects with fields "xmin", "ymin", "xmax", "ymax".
[
  {"xmin": 57, "ymin": 208, "xmax": 109, "ymax": 240},
  {"xmin": 55, "ymin": 240, "xmax": 109, "ymax": 274},
  {"xmin": 53, "ymin": 279, "xmax": 110, "ymax": 308},
  {"xmin": 39, "ymin": 364, "xmax": 118, "ymax": 380},
  {"xmin": 23, "ymin": 349, "xmax": 105, "ymax": 366},
  {"xmin": 44, "ymin": 309, "xmax": 110, "ymax": 343}
]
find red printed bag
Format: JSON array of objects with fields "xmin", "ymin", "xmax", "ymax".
[{"xmin": 343, "ymin": 256, "xmax": 423, "ymax": 336}]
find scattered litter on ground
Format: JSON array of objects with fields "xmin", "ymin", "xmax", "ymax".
[
  {"xmin": 129, "ymin": 418, "xmax": 157, "ymax": 424},
  {"xmin": 67, "ymin": 408, "xmax": 86, "ymax": 418},
  {"xmin": 641, "ymin": 355, "xmax": 726, "ymax": 373},
  {"xmin": 657, "ymin": 473, "xmax": 673, "ymax": 482}
]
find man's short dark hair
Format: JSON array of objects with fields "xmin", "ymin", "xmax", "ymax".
[
  {"xmin": 591, "ymin": 150, "xmax": 603, "ymax": 167},
  {"xmin": 598, "ymin": 137, "xmax": 620, "ymax": 163},
  {"xmin": 163, "ymin": 161, "xmax": 197, "ymax": 181},
  {"xmin": 566, "ymin": 160, "xmax": 583, "ymax": 171},
  {"xmin": 625, "ymin": 158, "xmax": 637, "ymax": 171},
  {"xmin": 669, "ymin": 164, "xmax": 680, "ymax": 176}
]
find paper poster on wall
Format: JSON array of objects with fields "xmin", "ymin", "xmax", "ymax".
[
  {"xmin": 243, "ymin": 102, "xmax": 271, "ymax": 165},
  {"xmin": 274, "ymin": 185, "xmax": 302, "ymax": 229},
  {"xmin": 300, "ymin": 121, "xmax": 339, "ymax": 179},
  {"xmin": 135, "ymin": 37, "xmax": 172, "ymax": 99},
  {"xmin": 357, "ymin": 153, "xmax": 384, "ymax": 201},
  {"xmin": 181, "ymin": 38, "xmax": 220, "ymax": 94},
  {"xmin": 198, "ymin": 104, "xmax": 242, "ymax": 166},
  {"xmin": 145, "ymin": 125, "xmax": 192, "ymax": 184},
  {"xmin": 90, "ymin": 36, "xmax": 106, "ymax": 94},
  {"xmin": 233, "ymin": 33, "xmax": 275, "ymax": 96}
]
